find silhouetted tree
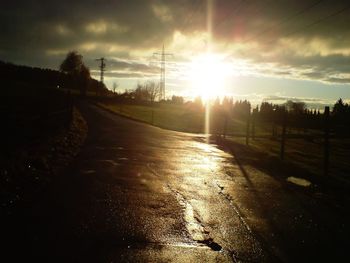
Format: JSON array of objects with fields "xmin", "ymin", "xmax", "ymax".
[
  {"xmin": 79, "ymin": 64, "xmax": 90, "ymax": 97},
  {"xmin": 232, "ymin": 100, "xmax": 251, "ymax": 119},
  {"xmin": 194, "ymin": 96, "xmax": 203, "ymax": 107},
  {"xmin": 333, "ymin": 98, "xmax": 349, "ymax": 116},
  {"xmin": 60, "ymin": 51, "xmax": 90, "ymax": 96},
  {"xmin": 113, "ymin": 82, "xmax": 119, "ymax": 94},
  {"xmin": 214, "ymin": 97, "xmax": 220, "ymax": 107},
  {"xmin": 60, "ymin": 51, "xmax": 83, "ymax": 75},
  {"xmin": 171, "ymin": 95, "xmax": 184, "ymax": 104},
  {"xmin": 285, "ymin": 100, "xmax": 306, "ymax": 114},
  {"xmin": 132, "ymin": 81, "xmax": 159, "ymax": 102}
]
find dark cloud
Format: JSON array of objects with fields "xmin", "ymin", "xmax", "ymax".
[
  {"xmin": 88, "ymin": 58, "xmax": 160, "ymax": 79},
  {"xmin": 0, "ymin": 0, "xmax": 180, "ymax": 60},
  {"xmin": 1, "ymin": 0, "xmax": 350, "ymax": 84},
  {"xmin": 103, "ymin": 71, "xmax": 145, "ymax": 79},
  {"xmin": 107, "ymin": 59, "xmax": 159, "ymax": 73}
]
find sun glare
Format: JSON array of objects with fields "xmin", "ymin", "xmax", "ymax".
[{"xmin": 189, "ymin": 53, "xmax": 230, "ymax": 101}]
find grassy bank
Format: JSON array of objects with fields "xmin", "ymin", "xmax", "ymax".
[
  {"xmin": 220, "ymin": 136, "xmax": 350, "ymax": 181},
  {"xmin": 97, "ymin": 102, "xmax": 205, "ymax": 133},
  {"xmin": 97, "ymin": 101, "xmax": 253, "ymax": 134},
  {"xmin": 1, "ymin": 107, "xmax": 87, "ymax": 215},
  {"xmin": 97, "ymin": 101, "xmax": 349, "ymax": 182}
]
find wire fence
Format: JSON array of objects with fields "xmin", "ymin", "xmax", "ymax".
[{"xmin": 218, "ymin": 106, "xmax": 350, "ymax": 179}]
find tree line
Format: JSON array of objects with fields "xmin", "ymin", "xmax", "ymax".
[{"xmin": 0, "ymin": 51, "xmax": 108, "ymax": 97}]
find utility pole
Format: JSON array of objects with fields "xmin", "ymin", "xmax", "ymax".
[
  {"xmin": 95, "ymin": 57, "xmax": 106, "ymax": 84},
  {"xmin": 153, "ymin": 45, "xmax": 172, "ymax": 101}
]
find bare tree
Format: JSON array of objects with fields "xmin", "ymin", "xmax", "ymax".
[
  {"xmin": 132, "ymin": 81, "xmax": 160, "ymax": 102},
  {"xmin": 145, "ymin": 81, "xmax": 160, "ymax": 102},
  {"xmin": 113, "ymin": 82, "xmax": 119, "ymax": 94}
]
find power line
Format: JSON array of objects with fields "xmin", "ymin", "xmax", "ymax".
[
  {"xmin": 223, "ymin": 1, "xmax": 350, "ymax": 61},
  {"xmin": 242, "ymin": 0, "xmax": 326, "ymax": 44},
  {"xmin": 262, "ymin": 4, "xmax": 350, "ymax": 46},
  {"xmin": 200, "ymin": 0, "xmax": 326, "ymax": 50}
]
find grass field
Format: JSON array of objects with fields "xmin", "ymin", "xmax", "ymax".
[
  {"xmin": 97, "ymin": 102, "xmax": 252, "ymax": 134},
  {"xmin": 97, "ymin": 102, "xmax": 205, "ymax": 133},
  {"xmin": 97, "ymin": 101, "xmax": 350, "ymax": 182},
  {"xmin": 222, "ymin": 136, "xmax": 350, "ymax": 182}
]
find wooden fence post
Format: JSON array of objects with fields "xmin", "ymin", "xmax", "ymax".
[
  {"xmin": 252, "ymin": 109, "xmax": 257, "ymax": 140},
  {"xmin": 223, "ymin": 114, "xmax": 228, "ymax": 139},
  {"xmin": 246, "ymin": 106, "xmax": 251, "ymax": 145},
  {"xmin": 280, "ymin": 110, "xmax": 287, "ymax": 160},
  {"xmin": 324, "ymin": 106, "xmax": 330, "ymax": 176},
  {"xmin": 151, "ymin": 110, "xmax": 154, "ymax": 125}
]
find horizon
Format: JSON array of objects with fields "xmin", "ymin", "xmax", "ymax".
[{"xmin": 2, "ymin": 1, "xmax": 350, "ymax": 261}]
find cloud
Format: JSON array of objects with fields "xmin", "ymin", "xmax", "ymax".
[
  {"xmin": 89, "ymin": 58, "xmax": 160, "ymax": 80},
  {"xmin": 262, "ymin": 95, "xmax": 336, "ymax": 109},
  {"xmin": 1, "ymin": 0, "xmax": 350, "ymax": 86}
]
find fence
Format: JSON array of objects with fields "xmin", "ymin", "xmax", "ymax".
[
  {"xmin": 96, "ymin": 99, "xmax": 349, "ymax": 179},
  {"xmin": 220, "ymin": 105, "xmax": 349, "ymax": 178}
]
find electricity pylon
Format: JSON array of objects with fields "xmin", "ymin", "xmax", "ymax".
[
  {"xmin": 95, "ymin": 57, "xmax": 106, "ymax": 84},
  {"xmin": 153, "ymin": 45, "xmax": 172, "ymax": 101}
]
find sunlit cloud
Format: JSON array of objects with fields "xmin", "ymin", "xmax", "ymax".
[
  {"xmin": 85, "ymin": 20, "xmax": 128, "ymax": 35},
  {"xmin": 55, "ymin": 24, "xmax": 72, "ymax": 36},
  {"xmin": 152, "ymin": 3, "xmax": 173, "ymax": 22},
  {"xmin": 1, "ymin": 0, "xmax": 350, "ymax": 100}
]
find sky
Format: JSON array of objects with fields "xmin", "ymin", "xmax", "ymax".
[{"xmin": 1, "ymin": 0, "xmax": 350, "ymax": 107}]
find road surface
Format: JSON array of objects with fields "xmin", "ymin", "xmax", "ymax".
[{"xmin": 19, "ymin": 102, "xmax": 350, "ymax": 262}]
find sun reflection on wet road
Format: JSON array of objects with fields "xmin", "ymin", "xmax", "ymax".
[{"xmin": 65, "ymin": 104, "xmax": 350, "ymax": 262}]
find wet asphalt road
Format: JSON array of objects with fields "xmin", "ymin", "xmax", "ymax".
[{"xmin": 26, "ymin": 102, "xmax": 349, "ymax": 262}]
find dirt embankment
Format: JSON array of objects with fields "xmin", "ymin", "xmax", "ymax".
[{"xmin": 1, "ymin": 107, "xmax": 88, "ymax": 215}]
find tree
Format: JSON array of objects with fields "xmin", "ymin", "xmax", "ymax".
[
  {"xmin": 113, "ymin": 82, "xmax": 119, "ymax": 94},
  {"xmin": 171, "ymin": 95, "xmax": 184, "ymax": 104},
  {"xmin": 60, "ymin": 51, "xmax": 90, "ymax": 97},
  {"xmin": 333, "ymin": 98, "xmax": 349, "ymax": 116},
  {"xmin": 79, "ymin": 64, "xmax": 90, "ymax": 97},
  {"xmin": 145, "ymin": 81, "xmax": 159, "ymax": 102},
  {"xmin": 194, "ymin": 96, "xmax": 203, "ymax": 107},
  {"xmin": 285, "ymin": 100, "xmax": 306, "ymax": 114},
  {"xmin": 60, "ymin": 51, "xmax": 83, "ymax": 75},
  {"xmin": 132, "ymin": 81, "xmax": 160, "ymax": 102}
]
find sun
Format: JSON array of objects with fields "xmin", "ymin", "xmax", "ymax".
[{"xmin": 189, "ymin": 53, "xmax": 230, "ymax": 101}]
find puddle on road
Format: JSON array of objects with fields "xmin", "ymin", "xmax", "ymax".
[
  {"xmin": 287, "ymin": 177, "xmax": 311, "ymax": 187},
  {"xmin": 194, "ymin": 142, "xmax": 215, "ymax": 153}
]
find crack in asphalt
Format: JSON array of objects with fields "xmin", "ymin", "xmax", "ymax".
[
  {"xmin": 147, "ymin": 160, "xmax": 238, "ymax": 262},
  {"xmin": 166, "ymin": 184, "xmax": 223, "ymax": 251},
  {"xmin": 214, "ymin": 181, "xmax": 253, "ymax": 234},
  {"xmin": 214, "ymin": 180, "xmax": 280, "ymax": 262}
]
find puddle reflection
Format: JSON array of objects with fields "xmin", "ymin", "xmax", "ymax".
[{"xmin": 287, "ymin": 177, "xmax": 311, "ymax": 187}]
